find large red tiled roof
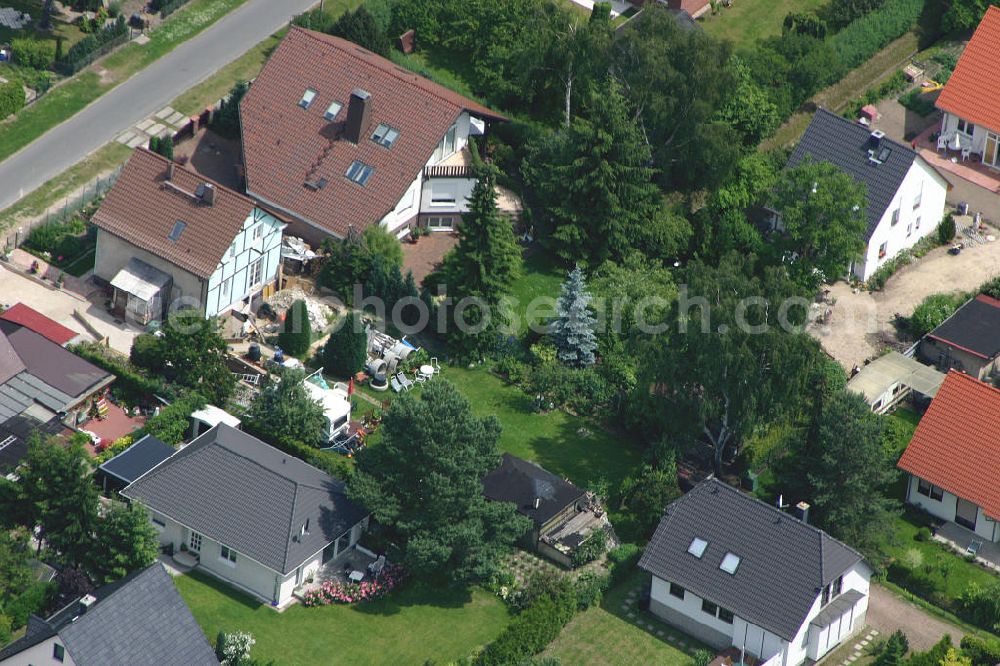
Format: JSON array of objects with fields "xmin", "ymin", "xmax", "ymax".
[
  {"xmin": 92, "ymin": 149, "xmax": 257, "ymax": 279},
  {"xmin": 898, "ymin": 370, "xmax": 1000, "ymax": 518},
  {"xmin": 0, "ymin": 303, "xmax": 78, "ymax": 346},
  {"xmin": 239, "ymin": 28, "xmax": 505, "ymax": 238},
  {"xmin": 936, "ymin": 6, "xmax": 1000, "ymax": 133}
]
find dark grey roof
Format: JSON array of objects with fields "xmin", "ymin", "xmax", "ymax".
[
  {"xmin": 0, "ymin": 563, "xmax": 216, "ymax": 665},
  {"xmin": 482, "ymin": 453, "xmax": 587, "ymax": 528},
  {"xmin": 123, "ymin": 424, "xmax": 368, "ymax": 574},
  {"xmin": 787, "ymin": 108, "xmax": 922, "ymax": 240},
  {"xmin": 927, "ymin": 294, "xmax": 1000, "ymax": 360},
  {"xmin": 0, "ymin": 413, "xmax": 65, "ymax": 473},
  {"xmin": 639, "ymin": 478, "xmax": 865, "ymax": 642},
  {"xmin": 0, "ymin": 321, "xmax": 112, "ymax": 398},
  {"xmin": 98, "ymin": 434, "xmax": 175, "ymax": 484}
]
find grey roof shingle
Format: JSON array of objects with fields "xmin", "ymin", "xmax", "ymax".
[
  {"xmin": 122, "ymin": 424, "xmax": 368, "ymax": 574},
  {"xmin": 787, "ymin": 108, "xmax": 920, "ymax": 240},
  {"xmin": 638, "ymin": 479, "xmax": 864, "ymax": 642},
  {"xmin": 98, "ymin": 434, "xmax": 175, "ymax": 484},
  {"xmin": 0, "ymin": 563, "xmax": 216, "ymax": 665}
]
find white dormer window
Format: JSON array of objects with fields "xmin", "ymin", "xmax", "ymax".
[
  {"xmin": 324, "ymin": 101, "xmax": 343, "ymax": 121},
  {"xmin": 300, "ymin": 88, "xmax": 317, "ymax": 109},
  {"xmin": 688, "ymin": 537, "xmax": 708, "ymax": 558},
  {"xmin": 720, "ymin": 552, "xmax": 741, "ymax": 575},
  {"xmin": 372, "ymin": 123, "xmax": 400, "ymax": 148}
]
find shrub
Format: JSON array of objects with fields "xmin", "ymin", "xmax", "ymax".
[
  {"xmin": 908, "ymin": 293, "xmax": 965, "ymax": 338},
  {"xmin": 6, "ymin": 581, "xmax": 55, "ymax": 629},
  {"xmin": 302, "ymin": 565, "xmax": 406, "ymax": 605},
  {"xmin": 11, "ymin": 38, "xmax": 55, "ymax": 70},
  {"xmin": 277, "ymin": 300, "xmax": 312, "ymax": 357},
  {"xmin": 321, "ymin": 313, "xmax": 368, "ymax": 378},
  {"xmin": 825, "ymin": 0, "xmax": 923, "ymax": 71},
  {"xmin": 57, "ymin": 16, "xmax": 128, "ymax": 75},
  {"xmin": 0, "ymin": 614, "xmax": 9, "ymax": 647},
  {"xmin": 476, "ymin": 578, "xmax": 578, "ymax": 666},
  {"xmin": 692, "ymin": 649, "xmax": 715, "ymax": 666},
  {"xmin": 843, "ymin": 70, "xmax": 907, "ymax": 120},
  {"xmin": 957, "ymin": 582, "xmax": 1000, "ymax": 631},
  {"xmin": 96, "ymin": 435, "xmax": 134, "ymax": 464},
  {"xmin": 570, "ymin": 527, "xmax": 608, "ymax": 568},
  {"xmin": 607, "ymin": 543, "xmax": 642, "ymax": 585},
  {"xmin": 899, "ymin": 89, "xmax": 936, "ymax": 117},
  {"xmin": 960, "ymin": 635, "xmax": 1000, "ymax": 666},
  {"xmin": 574, "ymin": 571, "xmax": 610, "ymax": 610},
  {"xmin": 938, "ymin": 213, "xmax": 956, "ymax": 244},
  {"xmin": 210, "ymin": 80, "xmax": 249, "ymax": 140},
  {"xmin": 873, "ymin": 630, "xmax": 908, "ymax": 666},
  {"xmin": 915, "ymin": 526, "xmax": 932, "ymax": 542},
  {"xmin": 0, "ymin": 76, "xmax": 25, "ymax": 120},
  {"xmin": 135, "ymin": 393, "xmax": 206, "ymax": 445},
  {"xmin": 130, "ymin": 332, "xmax": 164, "ymax": 369},
  {"xmin": 71, "ymin": 342, "xmax": 177, "ymax": 403}
]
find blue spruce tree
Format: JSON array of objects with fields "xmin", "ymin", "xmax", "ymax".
[{"xmin": 551, "ymin": 265, "xmax": 597, "ymax": 367}]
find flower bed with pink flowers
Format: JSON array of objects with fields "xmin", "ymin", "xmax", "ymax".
[{"xmin": 301, "ymin": 565, "xmax": 406, "ymax": 606}]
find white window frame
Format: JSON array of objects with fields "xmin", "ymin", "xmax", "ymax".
[
  {"xmin": 189, "ymin": 532, "xmax": 202, "ymax": 552},
  {"xmin": 891, "ymin": 207, "xmax": 900, "ymax": 226},
  {"xmin": 248, "ymin": 258, "xmax": 263, "ymax": 287},
  {"xmin": 324, "ymin": 100, "xmax": 343, "ymax": 121},
  {"xmin": 426, "ymin": 216, "xmax": 455, "ymax": 231},
  {"xmin": 300, "ymin": 88, "xmax": 317, "ymax": 109},
  {"xmin": 957, "ymin": 118, "xmax": 975, "ymax": 136},
  {"xmin": 253, "ymin": 224, "xmax": 264, "ymax": 240},
  {"xmin": 371, "ymin": 123, "xmax": 400, "ymax": 148},
  {"xmin": 220, "ymin": 544, "xmax": 238, "ymax": 565},
  {"xmin": 913, "ymin": 183, "xmax": 923, "ymax": 210}
]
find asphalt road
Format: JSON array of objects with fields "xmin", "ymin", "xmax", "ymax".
[{"xmin": 0, "ymin": 0, "xmax": 318, "ymax": 212}]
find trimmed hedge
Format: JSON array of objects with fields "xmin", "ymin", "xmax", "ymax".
[
  {"xmin": 56, "ymin": 16, "xmax": 128, "ymax": 75},
  {"xmin": 70, "ymin": 342, "xmax": 178, "ymax": 403},
  {"xmin": 476, "ymin": 582, "xmax": 577, "ymax": 665},
  {"xmin": 0, "ymin": 77, "xmax": 25, "ymax": 120},
  {"xmin": 11, "ymin": 38, "xmax": 55, "ymax": 70},
  {"xmin": 825, "ymin": 0, "xmax": 924, "ymax": 71}
]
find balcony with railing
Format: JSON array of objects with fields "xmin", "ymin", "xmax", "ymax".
[{"xmin": 424, "ymin": 164, "xmax": 475, "ymax": 179}]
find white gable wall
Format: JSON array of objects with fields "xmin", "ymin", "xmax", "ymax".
[
  {"xmin": 905, "ymin": 475, "xmax": 1000, "ymax": 542},
  {"xmin": 854, "ymin": 158, "xmax": 948, "ymax": 282},
  {"xmin": 0, "ymin": 636, "xmax": 75, "ymax": 666},
  {"xmin": 203, "ymin": 208, "xmax": 284, "ymax": 318}
]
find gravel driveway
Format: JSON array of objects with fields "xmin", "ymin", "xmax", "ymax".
[
  {"xmin": 866, "ymin": 584, "xmax": 965, "ymax": 651},
  {"xmin": 809, "ymin": 222, "xmax": 1000, "ymax": 369}
]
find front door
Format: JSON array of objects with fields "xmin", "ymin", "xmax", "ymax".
[
  {"xmin": 985, "ymin": 132, "xmax": 999, "ymax": 168},
  {"xmin": 956, "ymin": 498, "xmax": 979, "ymax": 531}
]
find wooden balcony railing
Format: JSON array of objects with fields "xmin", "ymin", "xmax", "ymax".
[{"xmin": 424, "ymin": 165, "xmax": 474, "ymax": 179}]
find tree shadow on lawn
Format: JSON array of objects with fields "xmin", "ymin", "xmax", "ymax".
[{"xmin": 350, "ymin": 578, "xmax": 477, "ymax": 617}]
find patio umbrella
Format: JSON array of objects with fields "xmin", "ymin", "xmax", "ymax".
[{"xmin": 950, "ymin": 133, "xmax": 963, "ymax": 151}]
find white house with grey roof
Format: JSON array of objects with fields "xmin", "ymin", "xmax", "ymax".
[
  {"xmin": 786, "ymin": 109, "xmax": 949, "ymax": 283},
  {"xmin": 122, "ymin": 423, "xmax": 369, "ymax": 608},
  {"xmin": 640, "ymin": 479, "xmax": 871, "ymax": 666},
  {"xmin": 0, "ymin": 563, "xmax": 216, "ymax": 666}
]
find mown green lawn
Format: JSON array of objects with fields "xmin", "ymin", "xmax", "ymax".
[
  {"xmin": 508, "ymin": 251, "xmax": 567, "ymax": 336},
  {"xmin": 700, "ymin": 0, "xmax": 828, "ymax": 49},
  {"xmin": 175, "ymin": 570, "xmax": 510, "ymax": 665},
  {"xmin": 544, "ymin": 571, "xmax": 702, "ymax": 665}
]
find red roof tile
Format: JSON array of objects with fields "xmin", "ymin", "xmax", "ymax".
[
  {"xmin": 239, "ymin": 28, "xmax": 505, "ymax": 238},
  {"xmin": 898, "ymin": 370, "xmax": 1000, "ymax": 518},
  {"xmin": 0, "ymin": 303, "xmax": 78, "ymax": 346},
  {"xmin": 936, "ymin": 6, "xmax": 1000, "ymax": 133},
  {"xmin": 92, "ymin": 149, "xmax": 257, "ymax": 279}
]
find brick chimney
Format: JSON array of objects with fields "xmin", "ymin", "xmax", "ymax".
[{"xmin": 344, "ymin": 89, "xmax": 372, "ymax": 144}]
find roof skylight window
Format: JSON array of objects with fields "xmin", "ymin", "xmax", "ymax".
[
  {"xmin": 168, "ymin": 220, "xmax": 187, "ymax": 243},
  {"xmin": 371, "ymin": 123, "xmax": 400, "ymax": 148},
  {"xmin": 687, "ymin": 537, "xmax": 708, "ymax": 558},
  {"xmin": 324, "ymin": 101, "xmax": 343, "ymax": 121},
  {"xmin": 300, "ymin": 88, "xmax": 317, "ymax": 109},
  {"xmin": 720, "ymin": 552, "xmax": 741, "ymax": 575},
  {"xmin": 346, "ymin": 161, "xmax": 374, "ymax": 186}
]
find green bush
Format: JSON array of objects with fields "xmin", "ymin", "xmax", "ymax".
[
  {"xmin": 692, "ymin": 649, "xmax": 715, "ymax": 666},
  {"xmin": 210, "ymin": 80, "xmax": 249, "ymax": 140},
  {"xmin": 11, "ymin": 38, "xmax": 55, "ymax": 70},
  {"xmin": 938, "ymin": 213, "xmax": 956, "ymax": 244},
  {"xmin": 57, "ymin": 16, "xmax": 128, "ymax": 75},
  {"xmin": 825, "ymin": 0, "xmax": 924, "ymax": 71},
  {"xmin": 129, "ymin": 333, "xmax": 164, "ymax": 369},
  {"xmin": 899, "ymin": 89, "xmax": 936, "ymax": 117},
  {"xmin": 277, "ymin": 300, "xmax": 313, "ymax": 357},
  {"xmin": 915, "ymin": 526, "xmax": 932, "ymax": 542},
  {"xmin": 570, "ymin": 528, "xmax": 608, "ymax": 569},
  {"xmin": 71, "ymin": 342, "xmax": 177, "ymax": 403},
  {"xmin": 0, "ymin": 76, "xmax": 25, "ymax": 120},
  {"xmin": 0, "ymin": 614, "xmax": 10, "ymax": 647},
  {"xmin": 908, "ymin": 293, "xmax": 966, "ymax": 338},
  {"xmin": 607, "ymin": 543, "xmax": 642, "ymax": 585},
  {"xmin": 573, "ymin": 571, "xmax": 610, "ymax": 610},
  {"xmin": 476, "ymin": 578, "xmax": 578, "ymax": 665},
  {"xmin": 957, "ymin": 582, "xmax": 1000, "ymax": 632},
  {"xmin": 320, "ymin": 313, "xmax": 368, "ymax": 378},
  {"xmin": 526, "ymin": 364, "xmax": 613, "ymax": 415},
  {"xmin": 960, "ymin": 635, "xmax": 1000, "ymax": 666},
  {"xmin": 6, "ymin": 581, "xmax": 55, "ymax": 629},
  {"xmin": 135, "ymin": 393, "xmax": 206, "ymax": 445},
  {"xmin": 843, "ymin": 70, "xmax": 908, "ymax": 120}
]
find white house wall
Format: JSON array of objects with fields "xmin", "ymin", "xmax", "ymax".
[
  {"xmin": 94, "ymin": 231, "xmax": 205, "ymax": 311},
  {"xmin": 732, "ymin": 618, "xmax": 789, "ymax": 663},
  {"xmin": 0, "ymin": 636, "xmax": 76, "ymax": 666},
  {"xmin": 203, "ymin": 208, "xmax": 283, "ymax": 317},
  {"xmin": 906, "ymin": 475, "xmax": 1000, "ymax": 541},
  {"xmin": 856, "ymin": 159, "xmax": 949, "ymax": 282},
  {"xmin": 941, "ymin": 112, "xmax": 991, "ymax": 155},
  {"xmin": 380, "ymin": 174, "xmax": 421, "ymax": 233},
  {"xmin": 420, "ymin": 177, "xmax": 475, "ymax": 215},
  {"xmin": 649, "ymin": 576, "xmax": 744, "ymax": 649}
]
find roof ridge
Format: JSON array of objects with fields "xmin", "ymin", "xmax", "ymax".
[
  {"xmin": 134, "ymin": 148, "xmax": 256, "ymax": 208},
  {"xmin": 814, "ymin": 107, "xmax": 918, "ymax": 158}
]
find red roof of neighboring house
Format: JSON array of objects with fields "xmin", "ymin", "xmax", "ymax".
[
  {"xmin": 0, "ymin": 303, "xmax": 78, "ymax": 346},
  {"xmin": 92, "ymin": 149, "xmax": 258, "ymax": 279},
  {"xmin": 898, "ymin": 371, "xmax": 1000, "ymax": 519},
  {"xmin": 240, "ymin": 28, "xmax": 506, "ymax": 238},
  {"xmin": 936, "ymin": 6, "xmax": 1000, "ymax": 133}
]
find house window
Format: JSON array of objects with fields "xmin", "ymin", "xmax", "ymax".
[
  {"xmin": 248, "ymin": 258, "xmax": 263, "ymax": 287},
  {"xmin": 718, "ymin": 608, "xmax": 734, "ymax": 624},
  {"xmin": 435, "ymin": 123, "xmax": 458, "ymax": 160},
  {"xmin": 346, "ymin": 160, "xmax": 374, "ymax": 186},
  {"xmin": 913, "ymin": 184, "xmax": 923, "ymax": 210},
  {"xmin": 915, "ymin": 216, "xmax": 921, "ymax": 230},
  {"xmin": 253, "ymin": 224, "xmax": 263, "ymax": 240},
  {"xmin": 300, "ymin": 88, "xmax": 317, "ymax": 109},
  {"xmin": 906, "ymin": 223, "xmax": 912, "ymax": 238},
  {"xmin": 822, "ymin": 584, "xmax": 831, "ymax": 607},
  {"xmin": 426, "ymin": 216, "xmax": 455, "ymax": 230},
  {"xmin": 917, "ymin": 478, "xmax": 944, "ymax": 501},
  {"xmin": 53, "ymin": 643, "xmax": 65, "ymax": 662},
  {"xmin": 371, "ymin": 123, "xmax": 400, "ymax": 148},
  {"xmin": 152, "ymin": 517, "xmax": 166, "ymax": 529},
  {"xmin": 957, "ymin": 119, "xmax": 975, "ymax": 136},
  {"xmin": 669, "ymin": 582, "xmax": 685, "ymax": 599},
  {"xmin": 833, "ymin": 575, "xmax": 843, "ymax": 597},
  {"xmin": 430, "ymin": 193, "xmax": 457, "ymax": 206},
  {"xmin": 701, "ymin": 599, "xmax": 718, "ymax": 617},
  {"xmin": 891, "ymin": 208, "xmax": 900, "ymax": 225},
  {"xmin": 189, "ymin": 532, "xmax": 202, "ymax": 552},
  {"xmin": 324, "ymin": 100, "xmax": 342, "ymax": 121},
  {"xmin": 719, "ymin": 552, "xmax": 741, "ymax": 575},
  {"xmin": 229, "ymin": 245, "xmax": 236, "ymax": 258},
  {"xmin": 878, "ymin": 242, "xmax": 888, "ymax": 258},
  {"xmin": 221, "ymin": 277, "xmax": 232, "ymax": 299},
  {"xmin": 220, "ymin": 545, "xmax": 237, "ymax": 564},
  {"xmin": 687, "ymin": 537, "xmax": 708, "ymax": 558}
]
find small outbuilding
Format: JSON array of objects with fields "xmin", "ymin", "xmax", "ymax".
[
  {"xmin": 96, "ymin": 434, "xmax": 175, "ymax": 494},
  {"xmin": 846, "ymin": 351, "xmax": 945, "ymax": 413}
]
